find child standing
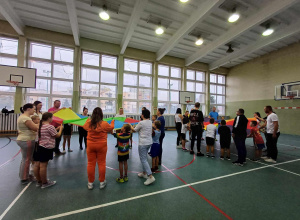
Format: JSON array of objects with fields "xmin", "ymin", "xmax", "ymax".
[
  {"xmin": 150, "ymin": 121, "xmax": 161, "ymax": 172},
  {"xmin": 62, "ymin": 123, "xmax": 73, "ymax": 153},
  {"xmin": 181, "ymin": 117, "xmax": 189, "ymax": 152},
  {"xmin": 152, "ymin": 115, "xmax": 157, "ymax": 123},
  {"xmin": 206, "ymin": 118, "xmax": 217, "ymax": 158},
  {"xmin": 113, "ymin": 124, "xmax": 131, "ymax": 183},
  {"xmin": 248, "ymin": 121, "xmax": 265, "ymax": 161},
  {"xmin": 218, "ymin": 120, "xmax": 231, "ymax": 160}
]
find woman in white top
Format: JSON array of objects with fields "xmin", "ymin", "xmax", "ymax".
[
  {"xmin": 175, "ymin": 108, "xmax": 183, "ymax": 147},
  {"xmin": 17, "ymin": 103, "xmax": 39, "ymax": 185},
  {"xmin": 33, "ymin": 101, "xmax": 43, "ymax": 119}
]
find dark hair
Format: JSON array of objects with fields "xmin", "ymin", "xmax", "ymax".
[
  {"xmin": 154, "ymin": 120, "xmax": 161, "ymax": 129},
  {"xmin": 21, "ymin": 103, "xmax": 34, "ymax": 113},
  {"xmin": 83, "ymin": 107, "xmax": 88, "ymax": 112},
  {"xmin": 142, "ymin": 109, "xmax": 150, "ymax": 119},
  {"xmin": 209, "ymin": 118, "xmax": 215, "ymax": 124},
  {"xmin": 239, "ymin": 108, "xmax": 244, "ymax": 114},
  {"xmin": 254, "ymin": 112, "xmax": 261, "ymax": 118},
  {"xmin": 33, "ymin": 101, "xmax": 42, "ymax": 113},
  {"xmin": 158, "ymin": 108, "xmax": 165, "ymax": 115},
  {"xmin": 176, "ymin": 108, "xmax": 182, "ymax": 114},
  {"xmin": 142, "ymin": 107, "xmax": 147, "ymax": 111},
  {"xmin": 123, "ymin": 124, "xmax": 131, "ymax": 133},
  {"xmin": 265, "ymin": 106, "xmax": 273, "ymax": 112},
  {"xmin": 195, "ymin": 102, "xmax": 200, "ymax": 108},
  {"xmin": 39, "ymin": 112, "xmax": 53, "ymax": 139},
  {"xmin": 90, "ymin": 107, "xmax": 103, "ymax": 129},
  {"xmin": 54, "ymin": 100, "xmax": 60, "ymax": 103},
  {"xmin": 221, "ymin": 120, "xmax": 226, "ymax": 126},
  {"xmin": 183, "ymin": 117, "xmax": 189, "ymax": 124},
  {"xmin": 251, "ymin": 121, "xmax": 258, "ymax": 126}
]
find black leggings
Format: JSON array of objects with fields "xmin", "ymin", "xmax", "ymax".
[
  {"xmin": 158, "ymin": 132, "xmax": 165, "ymax": 164},
  {"xmin": 78, "ymin": 127, "xmax": 87, "ymax": 148},
  {"xmin": 266, "ymin": 132, "xmax": 280, "ymax": 160},
  {"xmin": 191, "ymin": 126, "xmax": 203, "ymax": 153},
  {"xmin": 176, "ymin": 122, "xmax": 182, "ymax": 145}
]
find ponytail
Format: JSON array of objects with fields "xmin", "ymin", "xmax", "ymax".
[
  {"xmin": 20, "ymin": 107, "xmax": 24, "ymax": 113},
  {"xmin": 38, "ymin": 119, "xmax": 43, "ymax": 139}
]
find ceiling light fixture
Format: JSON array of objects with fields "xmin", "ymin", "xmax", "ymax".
[
  {"xmin": 155, "ymin": 23, "xmax": 164, "ymax": 35},
  {"xmin": 99, "ymin": 5, "xmax": 110, "ymax": 21},
  {"xmin": 195, "ymin": 36, "xmax": 204, "ymax": 46},
  {"xmin": 262, "ymin": 24, "xmax": 274, "ymax": 36},
  {"xmin": 228, "ymin": 8, "xmax": 240, "ymax": 23},
  {"xmin": 180, "ymin": 0, "xmax": 189, "ymax": 3},
  {"xmin": 226, "ymin": 44, "xmax": 234, "ymax": 53}
]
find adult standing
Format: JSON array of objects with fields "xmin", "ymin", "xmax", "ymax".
[
  {"xmin": 83, "ymin": 107, "xmax": 114, "ymax": 189},
  {"xmin": 48, "ymin": 100, "xmax": 67, "ymax": 156},
  {"xmin": 189, "ymin": 102, "xmax": 205, "ymax": 156},
  {"xmin": 33, "ymin": 101, "xmax": 43, "ymax": 119},
  {"xmin": 140, "ymin": 107, "xmax": 146, "ymax": 121},
  {"xmin": 262, "ymin": 106, "xmax": 280, "ymax": 163},
  {"xmin": 232, "ymin": 109, "xmax": 248, "ymax": 166},
  {"xmin": 157, "ymin": 108, "xmax": 166, "ymax": 165},
  {"xmin": 175, "ymin": 108, "xmax": 183, "ymax": 147},
  {"xmin": 131, "ymin": 109, "xmax": 155, "ymax": 185},
  {"xmin": 16, "ymin": 103, "xmax": 38, "ymax": 184},
  {"xmin": 208, "ymin": 107, "xmax": 219, "ymax": 122},
  {"xmin": 78, "ymin": 107, "xmax": 89, "ymax": 150}
]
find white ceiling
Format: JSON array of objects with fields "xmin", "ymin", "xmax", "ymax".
[{"xmin": 1, "ymin": 0, "xmax": 300, "ymax": 69}]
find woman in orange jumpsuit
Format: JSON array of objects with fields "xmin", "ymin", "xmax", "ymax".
[{"xmin": 83, "ymin": 107, "xmax": 114, "ymax": 190}]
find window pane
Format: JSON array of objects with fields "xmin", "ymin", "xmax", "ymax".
[
  {"xmin": 158, "ymin": 90, "xmax": 168, "ymax": 101},
  {"xmin": 186, "ymin": 82, "xmax": 195, "ymax": 92},
  {"xmin": 54, "ymin": 47, "xmax": 74, "ymax": 63},
  {"xmin": 124, "ymin": 59, "xmax": 138, "ymax": 72},
  {"xmin": 123, "ymin": 73, "xmax": 137, "ymax": 86},
  {"xmin": 139, "ymin": 75, "xmax": 151, "ymax": 87},
  {"xmin": 171, "ymin": 67, "xmax": 181, "ymax": 78},
  {"xmin": 170, "ymin": 91, "xmax": 179, "ymax": 102},
  {"xmin": 0, "ymin": 57, "xmax": 17, "ymax": 66},
  {"xmin": 210, "ymin": 95, "xmax": 216, "ymax": 104},
  {"xmin": 139, "ymin": 102, "xmax": 151, "ymax": 113},
  {"xmin": 210, "ymin": 85, "xmax": 216, "ymax": 94},
  {"xmin": 158, "ymin": 103, "xmax": 168, "ymax": 114},
  {"xmin": 52, "ymin": 80, "xmax": 73, "ymax": 95},
  {"xmin": 187, "ymin": 70, "xmax": 195, "ymax": 80},
  {"xmin": 82, "ymin": 52, "xmax": 99, "ymax": 66},
  {"xmin": 123, "ymin": 101, "xmax": 137, "ymax": 114},
  {"xmin": 26, "ymin": 96, "xmax": 49, "ymax": 112},
  {"xmin": 158, "ymin": 65, "xmax": 169, "ymax": 76},
  {"xmin": 53, "ymin": 64, "xmax": 73, "ymax": 79},
  {"xmin": 0, "ymin": 95, "xmax": 14, "ymax": 110},
  {"xmin": 123, "ymin": 87, "xmax": 137, "ymax": 99},
  {"xmin": 158, "ymin": 78, "xmax": 168, "ymax": 89},
  {"xmin": 217, "ymin": 96, "xmax": 225, "ymax": 104},
  {"xmin": 196, "ymin": 93, "xmax": 205, "ymax": 103},
  {"xmin": 196, "ymin": 71, "xmax": 204, "ymax": 81},
  {"xmin": 100, "ymin": 100, "xmax": 116, "ymax": 113},
  {"xmin": 80, "ymin": 99, "xmax": 98, "ymax": 113},
  {"xmin": 31, "ymin": 43, "xmax": 51, "ymax": 60},
  {"xmin": 138, "ymin": 88, "xmax": 151, "ymax": 100},
  {"xmin": 196, "ymin": 83, "xmax": 204, "ymax": 93},
  {"xmin": 217, "ymin": 86, "xmax": 225, "ymax": 95},
  {"xmin": 102, "ymin": 55, "xmax": 117, "ymax": 69},
  {"xmin": 140, "ymin": 62, "xmax": 152, "ymax": 74},
  {"xmin": 81, "ymin": 83, "xmax": 99, "ymax": 97},
  {"xmin": 29, "ymin": 61, "xmax": 51, "ymax": 77},
  {"xmin": 101, "ymin": 70, "xmax": 117, "ymax": 84},
  {"xmin": 170, "ymin": 79, "xmax": 180, "ymax": 90},
  {"xmin": 81, "ymin": 68, "xmax": 99, "ymax": 82},
  {"xmin": 27, "ymin": 79, "xmax": 51, "ymax": 94},
  {"xmin": 216, "ymin": 106, "xmax": 225, "ymax": 115},
  {"xmin": 52, "ymin": 97, "xmax": 72, "ymax": 108},
  {"xmin": 100, "ymin": 85, "xmax": 116, "ymax": 98},
  {"xmin": 218, "ymin": 75, "xmax": 225, "ymax": 84},
  {"xmin": 210, "ymin": 74, "xmax": 217, "ymax": 83},
  {"xmin": 170, "ymin": 104, "xmax": 180, "ymax": 114},
  {"xmin": 0, "ymin": 38, "xmax": 18, "ymax": 55},
  {"xmin": 0, "ymin": 86, "xmax": 16, "ymax": 92}
]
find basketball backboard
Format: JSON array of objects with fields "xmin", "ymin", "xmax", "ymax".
[
  {"xmin": 275, "ymin": 81, "xmax": 300, "ymax": 100},
  {"xmin": 0, "ymin": 65, "xmax": 36, "ymax": 88}
]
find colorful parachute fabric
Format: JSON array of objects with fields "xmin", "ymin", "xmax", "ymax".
[{"xmin": 203, "ymin": 118, "xmax": 257, "ymax": 131}]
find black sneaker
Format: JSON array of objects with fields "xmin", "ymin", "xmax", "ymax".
[
  {"xmin": 197, "ymin": 152, "xmax": 204, "ymax": 156},
  {"xmin": 232, "ymin": 161, "xmax": 239, "ymax": 165},
  {"xmin": 226, "ymin": 157, "xmax": 231, "ymax": 160},
  {"xmin": 190, "ymin": 151, "xmax": 194, "ymax": 155},
  {"xmin": 211, "ymin": 155, "xmax": 215, "ymax": 158},
  {"xmin": 206, "ymin": 154, "xmax": 210, "ymax": 158},
  {"xmin": 220, "ymin": 156, "xmax": 224, "ymax": 160},
  {"xmin": 21, "ymin": 179, "xmax": 32, "ymax": 185},
  {"xmin": 80, "ymin": 146, "xmax": 83, "ymax": 150},
  {"xmin": 115, "ymin": 144, "xmax": 118, "ymax": 148},
  {"xmin": 250, "ymin": 158, "xmax": 258, "ymax": 161},
  {"xmin": 182, "ymin": 148, "xmax": 188, "ymax": 152},
  {"xmin": 239, "ymin": 163, "xmax": 244, "ymax": 167}
]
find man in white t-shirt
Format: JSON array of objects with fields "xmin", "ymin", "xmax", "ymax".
[{"xmin": 262, "ymin": 106, "xmax": 280, "ymax": 163}]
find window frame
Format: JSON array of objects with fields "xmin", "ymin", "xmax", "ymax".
[{"xmin": 209, "ymin": 73, "xmax": 226, "ymax": 116}]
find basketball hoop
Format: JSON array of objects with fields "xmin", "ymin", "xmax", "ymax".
[
  {"xmin": 6, "ymin": 80, "xmax": 20, "ymax": 86},
  {"xmin": 186, "ymin": 101, "xmax": 192, "ymax": 104},
  {"xmin": 284, "ymin": 95, "xmax": 294, "ymax": 103}
]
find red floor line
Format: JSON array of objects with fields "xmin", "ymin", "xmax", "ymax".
[
  {"xmin": 161, "ymin": 164, "xmax": 233, "ymax": 220},
  {"xmin": 0, "ymin": 149, "xmax": 21, "ymax": 169}
]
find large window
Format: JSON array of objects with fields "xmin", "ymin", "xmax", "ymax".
[
  {"xmin": 186, "ymin": 69, "xmax": 206, "ymax": 115},
  {"xmin": 157, "ymin": 64, "xmax": 181, "ymax": 114},
  {"xmin": 80, "ymin": 51, "xmax": 117, "ymax": 114},
  {"xmin": 123, "ymin": 59, "xmax": 152, "ymax": 114},
  {"xmin": 26, "ymin": 42, "xmax": 74, "ymax": 112},
  {"xmin": 0, "ymin": 37, "xmax": 18, "ymax": 110},
  {"xmin": 210, "ymin": 73, "xmax": 226, "ymax": 115}
]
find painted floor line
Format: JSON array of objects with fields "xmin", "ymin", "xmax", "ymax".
[
  {"xmin": 0, "ymin": 182, "xmax": 32, "ymax": 220},
  {"xmin": 255, "ymin": 160, "xmax": 300, "ymax": 177},
  {"xmin": 35, "ymin": 158, "xmax": 300, "ymax": 220}
]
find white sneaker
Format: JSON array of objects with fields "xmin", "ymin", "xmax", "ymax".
[
  {"xmin": 62, "ymin": 150, "xmax": 66, "ymax": 154},
  {"xmin": 261, "ymin": 156, "xmax": 269, "ymax": 159},
  {"xmin": 138, "ymin": 172, "xmax": 148, "ymax": 179},
  {"xmin": 176, "ymin": 145, "xmax": 182, "ymax": 149},
  {"xmin": 68, "ymin": 149, "xmax": 73, "ymax": 152},
  {"xmin": 144, "ymin": 176, "xmax": 155, "ymax": 185},
  {"xmin": 100, "ymin": 180, "xmax": 107, "ymax": 189},
  {"xmin": 264, "ymin": 158, "xmax": 277, "ymax": 163},
  {"xmin": 87, "ymin": 182, "xmax": 94, "ymax": 190}
]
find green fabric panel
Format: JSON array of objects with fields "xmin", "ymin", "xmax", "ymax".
[
  {"xmin": 113, "ymin": 117, "xmax": 126, "ymax": 122},
  {"xmin": 64, "ymin": 118, "xmax": 88, "ymax": 126}
]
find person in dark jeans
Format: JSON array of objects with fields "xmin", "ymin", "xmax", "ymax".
[
  {"xmin": 175, "ymin": 108, "xmax": 183, "ymax": 147},
  {"xmin": 157, "ymin": 108, "xmax": 166, "ymax": 165},
  {"xmin": 189, "ymin": 102, "xmax": 204, "ymax": 156},
  {"xmin": 232, "ymin": 108, "xmax": 248, "ymax": 166}
]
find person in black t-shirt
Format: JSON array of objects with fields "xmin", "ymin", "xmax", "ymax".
[
  {"xmin": 218, "ymin": 120, "xmax": 231, "ymax": 160},
  {"xmin": 189, "ymin": 102, "xmax": 204, "ymax": 156}
]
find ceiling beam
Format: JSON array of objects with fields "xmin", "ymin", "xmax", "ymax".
[
  {"xmin": 66, "ymin": 0, "xmax": 80, "ymax": 46},
  {"xmin": 0, "ymin": 0, "xmax": 24, "ymax": 35},
  {"xmin": 120, "ymin": 0, "xmax": 148, "ymax": 54},
  {"xmin": 156, "ymin": 0, "xmax": 225, "ymax": 61},
  {"xmin": 209, "ymin": 20, "xmax": 300, "ymax": 70},
  {"xmin": 186, "ymin": 0, "xmax": 299, "ymax": 66}
]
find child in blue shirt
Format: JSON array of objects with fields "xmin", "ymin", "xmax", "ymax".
[{"xmin": 150, "ymin": 120, "xmax": 161, "ymax": 172}]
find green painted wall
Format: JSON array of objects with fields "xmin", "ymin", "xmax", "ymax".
[{"xmin": 226, "ymin": 41, "xmax": 300, "ymax": 135}]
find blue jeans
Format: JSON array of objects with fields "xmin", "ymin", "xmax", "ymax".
[{"xmin": 138, "ymin": 145, "xmax": 152, "ymax": 176}]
